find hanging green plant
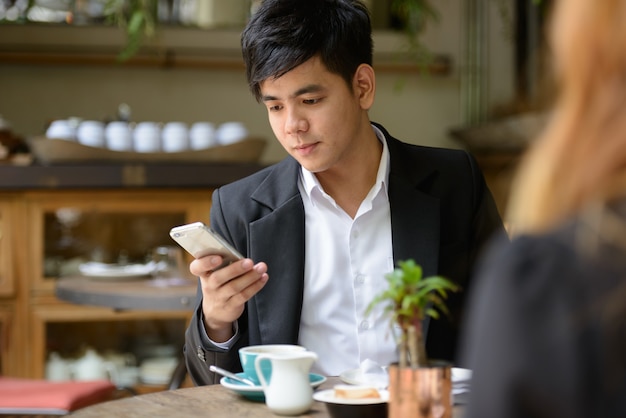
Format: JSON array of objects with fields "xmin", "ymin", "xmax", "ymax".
[
  {"xmin": 388, "ymin": 0, "xmax": 440, "ymax": 72},
  {"xmin": 104, "ymin": 0, "xmax": 158, "ymax": 62}
]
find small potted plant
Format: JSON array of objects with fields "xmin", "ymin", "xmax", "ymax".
[{"xmin": 366, "ymin": 259, "xmax": 459, "ymax": 418}]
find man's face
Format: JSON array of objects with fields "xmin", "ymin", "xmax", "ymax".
[{"xmin": 259, "ymin": 56, "xmax": 371, "ymax": 174}]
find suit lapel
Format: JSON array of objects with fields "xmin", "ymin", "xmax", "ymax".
[
  {"xmin": 249, "ymin": 158, "xmax": 306, "ymax": 344},
  {"xmin": 385, "ymin": 133, "xmax": 441, "ymax": 276},
  {"xmin": 385, "ymin": 132, "xmax": 441, "ymax": 342}
]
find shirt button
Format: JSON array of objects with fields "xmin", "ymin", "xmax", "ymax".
[
  {"xmin": 359, "ymin": 320, "xmax": 370, "ymax": 331},
  {"xmin": 354, "ymin": 274, "xmax": 365, "ymax": 285}
]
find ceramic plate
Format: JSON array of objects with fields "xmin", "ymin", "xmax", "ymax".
[
  {"xmin": 313, "ymin": 389, "xmax": 389, "ymax": 405},
  {"xmin": 340, "ymin": 367, "xmax": 472, "ymax": 385},
  {"xmin": 451, "ymin": 367, "xmax": 472, "ymax": 383},
  {"xmin": 79, "ymin": 262, "xmax": 155, "ymax": 279},
  {"xmin": 220, "ymin": 373, "xmax": 326, "ymax": 402}
]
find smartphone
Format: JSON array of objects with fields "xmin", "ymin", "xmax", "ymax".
[{"xmin": 169, "ymin": 222, "xmax": 243, "ymax": 270}]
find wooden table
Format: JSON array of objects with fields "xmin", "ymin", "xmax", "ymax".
[
  {"xmin": 56, "ymin": 276, "xmax": 198, "ymax": 311},
  {"xmin": 70, "ymin": 377, "xmax": 465, "ymax": 417}
]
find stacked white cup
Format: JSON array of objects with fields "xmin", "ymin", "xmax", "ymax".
[
  {"xmin": 161, "ymin": 122, "xmax": 189, "ymax": 152},
  {"xmin": 105, "ymin": 121, "xmax": 134, "ymax": 151},
  {"xmin": 189, "ymin": 122, "xmax": 217, "ymax": 150},
  {"xmin": 46, "ymin": 120, "xmax": 78, "ymax": 140},
  {"xmin": 133, "ymin": 122, "xmax": 161, "ymax": 152},
  {"xmin": 216, "ymin": 121, "xmax": 248, "ymax": 145},
  {"xmin": 76, "ymin": 120, "xmax": 106, "ymax": 148}
]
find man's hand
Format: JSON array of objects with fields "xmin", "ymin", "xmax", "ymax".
[{"xmin": 190, "ymin": 256, "xmax": 268, "ymax": 342}]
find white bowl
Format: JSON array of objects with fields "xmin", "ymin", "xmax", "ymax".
[
  {"xmin": 105, "ymin": 121, "xmax": 133, "ymax": 151},
  {"xmin": 134, "ymin": 122, "xmax": 161, "ymax": 152},
  {"xmin": 161, "ymin": 122, "xmax": 189, "ymax": 152},
  {"xmin": 77, "ymin": 120, "xmax": 105, "ymax": 148},
  {"xmin": 189, "ymin": 122, "xmax": 217, "ymax": 149},
  {"xmin": 216, "ymin": 121, "xmax": 248, "ymax": 145},
  {"xmin": 313, "ymin": 388, "xmax": 389, "ymax": 418},
  {"xmin": 46, "ymin": 119, "xmax": 77, "ymax": 140}
]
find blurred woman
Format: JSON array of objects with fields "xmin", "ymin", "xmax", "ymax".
[{"xmin": 461, "ymin": 0, "xmax": 626, "ymax": 417}]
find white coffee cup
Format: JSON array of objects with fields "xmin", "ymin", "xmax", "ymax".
[
  {"xmin": 77, "ymin": 120, "xmax": 106, "ymax": 148},
  {"xmin": 216, "ymin": 121, "xmax": 248, "ymax": 145},
  {"xmin": 105, "ymin": 121, "xmax": 134, "ymax": 151},
  {"xmin": 45, "ymin": 352, "xmax": 72, "ymax": 381},
  {"xmin": 161, "ymin": 122, "xmax": 189, "ymax": 152},
  {"xmin": 46, "ymin": 119, "xmax": 78, "ymax": 140},
  {"xmin": 189, "ymin": 122, "xmax": 217, "ymax": 149},
  {"xmin": 134, "ymin": 122, "xmax": 161, "ymax": 152}
]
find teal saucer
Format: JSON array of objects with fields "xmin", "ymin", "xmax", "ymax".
[{"xmin": 220, "ymin": 373, "xmax": 327, "ymax": 402}]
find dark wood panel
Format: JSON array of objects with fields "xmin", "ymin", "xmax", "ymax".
[{"xmin": 0, "ymin": 163, "xmax": 265, "ymax": 189}]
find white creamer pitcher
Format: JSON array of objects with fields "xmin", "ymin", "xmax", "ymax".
[{"xmin": 254, "ymin": 351, "xmax": 318, "ymax": 416}]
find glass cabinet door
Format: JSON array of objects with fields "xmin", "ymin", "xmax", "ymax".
[
  {"xmin": 25, "ymin": 189, "xmax": 211, "ymax": 293},
  {"xmin": 22, "ymin": 189, "xmax": 210, "ymax": 385}
]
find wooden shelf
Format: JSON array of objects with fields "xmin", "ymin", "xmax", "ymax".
[
  {"xmin": 0, "ymin": 24, "xmax": 452, "ymax": 74},
  {"xmin": 0, "ymin": 162, "xmax": 265, "ymax": 189}
]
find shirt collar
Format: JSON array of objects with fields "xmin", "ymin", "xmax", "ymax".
[{"xmin": 299, "ymin": 124, "xmax": 390, "ymax": 204}]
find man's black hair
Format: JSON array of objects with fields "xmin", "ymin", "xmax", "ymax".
[{"xmin": 241, "ymin": 0, "xmax": 373, "ymax": 101}]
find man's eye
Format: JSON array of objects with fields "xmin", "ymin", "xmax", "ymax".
[
  {"xmin": 268, "ymin": 105, "xmax": 282, "ymax": 112},
  {"xmin": 303, "ymin": 98, "xmax": 320, "ymax": 105}
]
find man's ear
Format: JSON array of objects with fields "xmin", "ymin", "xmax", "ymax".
[{"xmin": 353, "ymin": 64, "xmax": 376, "ymax": 110}]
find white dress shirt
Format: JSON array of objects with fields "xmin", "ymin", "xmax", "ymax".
[{"xmin": 298, "ymin": 125, "xmax": 398, "ymax": 376}]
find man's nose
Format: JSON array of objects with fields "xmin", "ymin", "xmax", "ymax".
[{"xmin": 285, "ymin": 108, "xmax": 308, "ymax": 134}]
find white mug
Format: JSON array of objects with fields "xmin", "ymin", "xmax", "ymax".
[
  {"xmin": 134, "ymin": 122, "xmax": 161, "ymax": 152},
  {"xmin": 216, "ymin": 121, "xmax": 248, "ymax": 145},
  {"xmin": 45, "ymin": 352, "xmax": 72, "ymax": 381},
  {"xmin": 46, "ymin": 119, "xmax": 77, "ymax": 140},
  {"xmin": 161, "ymin": 122, "xmax": 189, "ymax": 152},
  {"xmin": 105, "ymin": 121, "xmax": 133, "ymax": 151},
  {"xmin": 189, "ymin": 122, "xmax": 217, "ymax": 149},
  {"xmin": 77, "ymin": 120, "xmax": 106, "ymax": 148}
]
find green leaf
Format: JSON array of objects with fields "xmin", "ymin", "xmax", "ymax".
[{"xmin": 365, "ymin": 258, "xmax": 459, "ymax": 366}]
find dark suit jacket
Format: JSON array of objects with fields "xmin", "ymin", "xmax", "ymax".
[{"xmin": 185, "ymin": 123, "xmax": 504, "ymax": 385}]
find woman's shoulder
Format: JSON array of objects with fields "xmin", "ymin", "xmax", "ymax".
[{"xmin": 478, "ymin": 211, "xmax": 626, "ymax": 302}]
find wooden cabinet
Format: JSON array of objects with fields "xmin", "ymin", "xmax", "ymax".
[
  {"xmin": 0, "ymin": 197, "xmax": 23, "ymax": 376},
  {"xmin": 24, "ymin": 190, "xmax": 211, "ymax": 294},
  {"xmin": 0, "ymin": 162, "xmax": 263, "ymax": 386},
  {"xmin": 0, "ymin": 197, "xmax": 17, "ymax": 297},
  {"xmin": 19, "ymin": 189, "xmax": 210, "ymax": 381}
]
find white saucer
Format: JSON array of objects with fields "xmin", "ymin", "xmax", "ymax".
[
  {"xmin": 220, "ymin": 373, "xmax": 326, "ymax": 402},
  {"xmin": 451, "ymin": 367, "xmax": 472, "ymax": 383},
  {"xmin": 339, "ymin": 367, "xmax": 472, "ymax": 385},
  {"xmin": 79, "ymin": 261, "xmax": 155, "ymax": 279}
]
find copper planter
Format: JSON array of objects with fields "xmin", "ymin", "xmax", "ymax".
[{"xmin": 388, "ymin": 364, "xmax": 452, "ymax": 418}]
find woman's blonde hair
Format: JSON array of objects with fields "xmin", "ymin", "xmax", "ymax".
[{"xmin": 507, "ymin": 0, "xmax": 626, "ymax": 233}]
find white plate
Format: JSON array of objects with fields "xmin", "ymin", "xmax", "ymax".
[
  {"xmin": 452, "ymin": 367, "xmax": 472, "ymax": 383},
  {"xmin": 220, "ymin": 373, "xmax": 326, "ymax": 402},
  {"xmin": 313, "ymin": 389, "xmax": 389, "ymax": 405},
  {"xmin": 79, "ymin": 261, "xmax": 155, "ymax": 279},
  {"xmin": 340, "ymin": 367, "xmax": 472, "ymax": 385}
]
